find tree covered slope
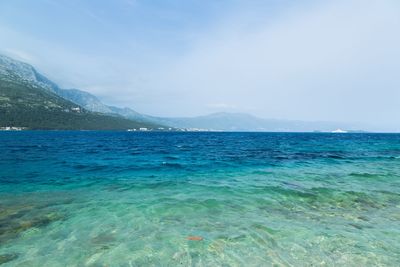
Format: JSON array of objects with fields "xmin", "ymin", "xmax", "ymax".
[{"xmin": 0, "ymin": 60, "xmax": 160, "ymax": 130}]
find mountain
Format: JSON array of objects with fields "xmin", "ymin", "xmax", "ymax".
[
  {"xmin": 142, "ymin": 112, "xmax": 357, "ymax": 132},
  {"xmin": 0, "ymin": 54, "xmax": 161, "ymax": 130},
  {"xmin": 0, "ymin": 54, "xmax": 58, "ymax": 92},
  {"xmin": 105, "ymin": 109, "xmax": 358, "ymax": 132},
  {"xmin": 47, "ymin": 83, "xmax": 159, "ymax": 124},
  {"xmin": 52, "ymin": 87, "xmax": 153, "ymax": 122},
  {"xmin": 54, "ymin": 88, "xmax": 113, "ymax": 114}
]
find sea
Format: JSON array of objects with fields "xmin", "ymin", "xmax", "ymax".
[{"xmin": 0, "ymin": 131, "xmax": 399, "ymax": 266}]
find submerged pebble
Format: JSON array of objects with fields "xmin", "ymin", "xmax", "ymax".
[{"xmin": 187, "ymin": 236, "xmax": 203, "ymax": 241}]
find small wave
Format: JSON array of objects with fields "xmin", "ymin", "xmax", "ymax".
[
  {"xmin": 349, "ymin": 172, "xmax": 379, "ymax": 178},
  {"xmin": 274, "ymin": 156, "xmax": 289, "ymax": 160},
  {"xmin": 252, "ymin": 170, "xmax": 272, "ymax": 175},
  {"xmin": 162, "ymin": 162, "xmax": 183, "ymax": 168},
  {"xmin": 281, "ymin": 181, "xmax": 304, "ymax": 190},
  {"xmin": 164, "ymin": 156, "xmax": 179, "ymax": 160},
  {"xmin": 73, "ymin": 164, "xmax": 88, "ymax": 170},
  {"xmin": 327, "ymin": 154, "xmax": 345, "ymax": 159},
  {"xmin": 146, "ymin": 180, "xmax": 181, "ymax": 188}
]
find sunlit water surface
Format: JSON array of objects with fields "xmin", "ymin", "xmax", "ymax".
[{"xmin": 0, "ymin": 132, "xmax": 399, "ymax": 266}]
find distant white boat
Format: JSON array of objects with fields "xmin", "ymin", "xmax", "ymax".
[{"xmin": 332, "ymin": 129, "xmax": 348, "ymax": 133}]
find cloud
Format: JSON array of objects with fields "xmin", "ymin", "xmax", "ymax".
[
  {"xmin": 207, "ymin": 103, "xmax": 237, "ymax": 109},
  {"xmin": 155, "ymin": 0, "xmax": 400, "ymax": 123},
  {"xmin": 2, "ymin": 48, "xmax": 36, "ymax": 62},
  {"xmin": 123, "ymin": 0, "xmax": 137, "ymax": 8}
]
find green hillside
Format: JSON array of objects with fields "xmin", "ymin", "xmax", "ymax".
[{"xmin": 0, "ymin": 73, "xmax": 160, "ymax": 130}]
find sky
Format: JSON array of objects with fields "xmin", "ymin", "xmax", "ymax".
[{"xmin": 0, "ymin": 0, "xmax": 399, "ymax": 129}]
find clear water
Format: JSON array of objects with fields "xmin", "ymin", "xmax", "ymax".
[{"xmin": 0, "ymin": 132, "xmax": 399, "ymax": 266}]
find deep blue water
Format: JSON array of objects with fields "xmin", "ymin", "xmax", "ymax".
[{"xmin": 1, "ymin": 132, "xmax": 400, "ymax": 266}]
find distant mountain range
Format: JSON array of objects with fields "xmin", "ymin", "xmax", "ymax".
[
  {"xmin": 146, "ymin": 112, "xmax": 362, "ymax": 132},
  {"xmin": 0, "ymin": 54, "xmax": 366, "ymax": 131}
]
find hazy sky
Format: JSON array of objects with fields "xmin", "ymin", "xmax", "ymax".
[{"xmin": 0, "ymin": 0, "xmax": 399, "ymax": 127}]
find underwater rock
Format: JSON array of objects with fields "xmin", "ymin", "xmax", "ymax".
[
  {"xmin": 349, "ymin": 223, "xmax": 363, "ymax": 230},
  {"xmin": 19, "ymin": 227, "xmax": 40, "ymax": 238},
  {"xmin": 91, "ymin": 232, "xmax": 116, "ymax": 245},
  {"xmin": 357, "ymin": 215, "xmax": 369, "ymax": 221},
  {"xmin": 0, "ymin": 210, "xmax": 63, "ymax": 244},
  {"xmin": 0, "ymin": 253, "xmax": 18, "ymax": 265}
]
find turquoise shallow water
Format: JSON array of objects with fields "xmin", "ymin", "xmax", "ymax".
[{"xmin": 0, "ymin": 132, "xmax": 400, "ymax": 266}]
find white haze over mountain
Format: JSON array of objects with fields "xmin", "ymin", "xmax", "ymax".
[{"xmin": 0, "ymin": 0, "xmax": 399, "ymax": 131}]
